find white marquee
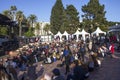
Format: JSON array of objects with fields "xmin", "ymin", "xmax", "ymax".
[{"xmin": 92, "ymin": 27, "xmax": 106, "ymax": 36}]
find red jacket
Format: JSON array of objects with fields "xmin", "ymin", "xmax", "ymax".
[{"xmin": 109, "ymin": 44, "xmax": 115, "ymax": 54}]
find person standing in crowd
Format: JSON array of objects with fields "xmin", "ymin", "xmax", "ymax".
[
  {"xmin": 63, "ymin": 45, "xmax": 71, "ymax": 75},
  {"xmin": 64, "ymin": 53, "xmax": 71, "ymax": 75},
  {"xmin": 63, "ymin": 45, "xmax": 70, "ymax": 57},
  {"xmin": 109, "ymin": 42, "xmax": 115, "ymax": 58},
  {"xmin": 79, "ymin": 43, "xmax": 86, "ymax": 62},
  {"xmin": 109, "ymin": 43, "xmax": 115, "ymax": 54}
]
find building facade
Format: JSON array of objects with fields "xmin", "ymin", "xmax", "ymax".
[{"xmin": 34, "ymin": 22, "xmax": 50, "ymax": 36}]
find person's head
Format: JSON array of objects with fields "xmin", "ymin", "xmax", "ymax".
[
  {"xmin": 65, "ymin": 45, "xmax": 68, "ymax": 50},
  {"xmin": 74, "ymin": 60, "xmax": 80, "ymax": 66},
  {"xmin": 52, "ymin": 68, "xmax": 60, "ymax": 76}
]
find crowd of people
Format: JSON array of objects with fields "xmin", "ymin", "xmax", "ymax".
[{"xmin": 0, "ymin": 35, "xmax": 120, "ymax": 80}]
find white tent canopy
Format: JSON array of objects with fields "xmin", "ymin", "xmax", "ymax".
[
  {"xmin": 62, "ymin": 31, "xmax": 69, "ymax": 40},
  {"xmin": 73, "ymin": 30, "xmax": 81, "ymax": 41},
  {"xmin": 48, "ymin": 30, "xmax": 53, "ymax": 35},
  {"xmin": 80, "ymin": 29, "xmax": 90, "ymax": 41},
  {"xmin": 74, "ymin": 30, "xmax": 81, "ymax": 35},
  {"xmin": 92, "ymin": 27, "xmax": 106, "ymax": 36},
  {"xmin": 54, "ymin": 31, "xmax": 62, "ymax": 42}
]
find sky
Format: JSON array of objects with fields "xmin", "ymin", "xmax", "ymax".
[{"xmin": 0, "ymin": 0, "xmax": 120, "ymax": 22}]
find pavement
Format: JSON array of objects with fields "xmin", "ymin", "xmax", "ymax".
[
  {"xmin": 88, "ymin": 52, "xmax": 120, "ymax": 80},
  {"xmin": 18, "ymin": 52, "xmax": 120, "ymax": 80}
]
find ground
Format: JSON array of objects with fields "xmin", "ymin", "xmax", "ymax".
[
  {"xmin": 18, "ymin": 52, "xmax": 120, "ymax": 80},
  {"xmin": 88, "ymin": 52, "xmax": 120, "ymax": 80}
]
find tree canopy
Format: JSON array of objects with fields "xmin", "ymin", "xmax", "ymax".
[
  {"xmin": 65, "ymin": 5, "xmax": 80, "ymax": 34},
  {"xmin": 82, "ymin": 0, "xmax": 107, "ymax": 32},
  {"xmin": 50, "ymin": 0, "xmax": 65, "ymax": 34},
  {"xmin": 50, "ymin": 0, "xmax": 80, "ymax": 34}
]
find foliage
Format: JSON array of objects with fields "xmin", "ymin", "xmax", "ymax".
[
  {"xmin": 27, "ymin": 14, "xmax": 37, "ymax": 27},
  {"xmin": 50, "ymin": 0, "xmax": 65, "ymax": 34},
  {"xmin": 43, "ymin": 24, "xmax": 50, "ymax": 35},
  {"xmin": 0, "ymin": 25, "xmax": 8, "ymax": 35},
  {"xmin": 2, "ymin": 6, "xmax": 37, "ymax": 37},
  {"xmin": 59, "ymin": 10, "xmax": 68, "ymax": 33},
  {"xmin": 35, "ymin": 22, "xmax": 40, "ymax": 30},
  {"xmin": 65, "ymin": 5, "xmax": 80, "ymax": 34},
  {"xmin": 107, "ymin": 21, "xmax": 120, "ymax": 27},
  {"xmin": 24, "ymin": 27, "xmax": 34, "ymax": 37},
  {"xmin": 1, "ymin": 3, "xmax": 120, "ymax": 36},
  {"xmin": 2, "ymin": 6, "xmax": 20, "ymax": 35},
  {"xmin": 82, "ymin": 0, "xmax": 107, "ymax": 32},
  {"xmin": 34, "ymin": 22, "xmax": 41, "ymax": 36},
  {"xmin": 16, "ymin": 10, "xmax": 25, "ymax": 37},
  {"xmin": 50, "ymin": 0, "xmax": 80, "ymax": 34},
  {"xmin": 2, "ymin": 10, "xmax": 12, "ymax": 19},
  {"xmin": 10, "ymin": 5, "xmax": 17, "ymax": 20}
]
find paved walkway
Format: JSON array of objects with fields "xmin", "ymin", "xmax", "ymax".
[{"xmin": 88, "ymin": 52, "xmax": 120, "ymax": 80}]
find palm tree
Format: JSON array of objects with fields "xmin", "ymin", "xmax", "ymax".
[
  {"xmin": 16, "ymin": 11, "xmax": 24, "ymax": 37},
  {"xmin": 10, "ymin": 5, "xmax": 17, "ymax": 20},
  {"xmin": 35, "ymin": 22, "xmax": 41, "ymax": 36},
  {"xmin": 43, "ymin": 24, "xmax": 51, "ymax": 41},
  {"xmin": 44, "ymin": 24, "xmax": 50, "ymax": 34},
  {"xmin": 27, "ymin": 14, "xmax": 37, "ymax": 28}
]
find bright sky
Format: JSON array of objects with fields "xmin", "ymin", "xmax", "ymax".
[{"xmin": 0, "ymin": 0, "xmax": 120, "ymax": 22}]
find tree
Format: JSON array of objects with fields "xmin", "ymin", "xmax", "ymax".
[
  {"xmin": 82, "ymin": 0, "xmax": 107, "ymax": 31},
  {"xmin": 35, "ymin": 22, "xmax": 41, "ymax": 36},
  {"xmin": 50, "ymin": 0, "xmax": 65, "ymax": 34},
  {"xmin": 43, "ymin": 24, "xmax": 51, "ymax": 41},
  {"xmin": 2, "ymin": 6, "xmax": 37, "ymax": 37},
  {"xmin": 24, "ymin": 27, "xmax": 34, "ymax": 37},
  {"xmin": 27, "ymin": 14, "xmax": 37, "ymax": 28},
  {"xmin": 10, "ymin": 5, "xmax": 17, "ymax": 21},
  {"xmin": 16, "ymin": 11, "xmax": 24, "ymax": 37},
  {"xmin": 43, "ymin": 24, "xmax": 50, "ymax": 35},
  {"xmin": 60, "ymin": 10, "xmax": 68, "ymax": 33},
  {"xmin": 26, "ymin": 14, "xmax": 37, "ymax": 37},
  {"xmin": 65, "ymin": 5, "xmax": 80, "ymax": 34},
  {"xmin": 2, "ymin": 6, "xmax": 17, "ymax": 20}
]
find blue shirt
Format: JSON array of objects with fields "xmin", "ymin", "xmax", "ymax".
[{"xmin": 63, "ymin": 49, "xmax": 69, "ymax": 56}]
